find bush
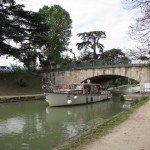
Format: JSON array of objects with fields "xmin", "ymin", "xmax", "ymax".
[
  {"xmin": 131, "ymin": 99, "xmax": 139, "ymax": 106},
  {"xmin": 11, "ymin": 64, "xmax": 27, "ymax": 73},
  {"xmin": 16, "ymin": 78, "xmax": 28, "ymax": 87},
  {"xmin": 119, "ymin": 94, "xmax": 125, "ymax": 101}
]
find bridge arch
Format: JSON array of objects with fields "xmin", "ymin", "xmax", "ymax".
[{"xmin": 82, "ymin": 74, "xmax": 135, "ymax": 84}]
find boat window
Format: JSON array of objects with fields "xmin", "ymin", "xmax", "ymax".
[{"xmin": 76, "ymin": 85, "xmax": 82, "ymax": 90}]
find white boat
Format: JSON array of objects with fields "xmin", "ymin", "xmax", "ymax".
[{"xmin": 43, "ymin": 81, "xmax": 112, "ymax": 107}]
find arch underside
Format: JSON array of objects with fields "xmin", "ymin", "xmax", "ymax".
[{"xmin": 81, "ymin": 75, "xmax": 139, "ymax": 84}]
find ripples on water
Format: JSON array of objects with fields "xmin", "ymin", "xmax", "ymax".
[{"xmin": 0, "ymin": 86, "xmax": 139, "ymax": 150}]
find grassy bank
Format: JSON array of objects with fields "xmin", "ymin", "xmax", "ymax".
[
  {"xmin": 110, "ymin": 84, "xmax": 139, "ymax": 90},
  {"xmin": 54, "ymin": 96, "xmax": 149, "ymax": 150},
  {"xmin": 0, "ymin": 72, "xmax": 43, "ymax": 96}
]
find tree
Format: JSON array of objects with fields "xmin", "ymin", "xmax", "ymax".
[
  {"xmin": 38, "ymin": 5, "xmax": 72, "ymax": 65},
  {"xmin": 123, "ymin": 0, "xmax": 150, "ymax": 59},
  {"xmin": 100, "ymin": 48, "xmax": 130, "ymax": 64},
  {"xmin": 78, "ymin": 51, "xmax": 93, "ymax": 61},
  {"xmin": 60, "ymin": 54, "xmax": 73, "ymax": 64},
  {"xmin": 76, "ymin": 31, "xmax": 106, "ymax": 59},
  {"xmin": 0, "ymin": 0, "xmax": 48, "ymax": 69}
]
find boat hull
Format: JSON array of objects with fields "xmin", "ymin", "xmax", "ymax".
[{"xmin": 45, "ymin": 92, "xmax": 112, "ymax": 107}]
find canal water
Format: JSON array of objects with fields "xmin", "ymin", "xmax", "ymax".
[{"xmin": 0, "ymin": 88, "xmax": 137, "ymax": 150}]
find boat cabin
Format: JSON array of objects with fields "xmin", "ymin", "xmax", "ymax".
[{"xmin": 53, "ymin": 83, "xmax": 102, "ymax": 94}]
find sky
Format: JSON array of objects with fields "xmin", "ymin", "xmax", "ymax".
[{"xmin": 1, "ymin": 0, "xmax": 137, "ymax": 66}]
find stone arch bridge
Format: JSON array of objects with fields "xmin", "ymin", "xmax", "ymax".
[{"xmin": 42, "ymin": 64, "xmax": 150, "ymax": 93}]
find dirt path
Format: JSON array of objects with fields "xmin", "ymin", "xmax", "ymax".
[{"xmin": 80, "ymin": 100, "xmax": 150, "ymax": 150}]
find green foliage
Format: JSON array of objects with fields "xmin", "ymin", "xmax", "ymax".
[
  {"xmin": 100, "ymin": 48, "xmax": 130, "ymax": 64},
  {"xmin": 0, "ymin": 0, "xmax": 48, "ymax": 68},
  {"xmin": 120, "ymin": 94, "xmax": 125, "ymax": 101},
  {"xmin": 108, "ymin": 77, "xmax": 139, "ymax": 87},
  {"xmin": 101, "ymin": 48, "xmax": 125, "ymax": 58},
  {"xmin": 11, "ymin": 65, "xmax": 27, "ymax": 73},
  {"xmin": 78, "ymin": 51, "xmax": 92, "ymax": 61},
  {"xmin": 1, "ymin": 1, "xmax": 72, "ymax": 68},
  {"xmin": 0, "ymin": 72, "xmax": 42, "ymax": 96},
  {"xmin": 16, "ymin": 78, "xmax": 28, "ymax": 87},
  {"xmin": 38, "ymin": 5, "xmax": 72, "ymax": 65},
  {"xmin": 61, "ymin": 54, "xmax": 73, "ymax": 64},
  {"xmin": 131, "ymin": 96, "xmax": 149, "ymax": 107},
  {"xmin": 22, "ymin": 51, "xmax": 37, "ymax": 70},
  {"xmin": 77, "ymin": 31, "xmax": 106, "ymax": 59},
  {"xmin": 131, "ymin": 99, "xmax": 139, "ymax": 106}
]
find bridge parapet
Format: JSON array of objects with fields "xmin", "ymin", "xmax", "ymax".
[{"xmin": 43, "ymin": 59, "xmax": 131, "ymax": 71}]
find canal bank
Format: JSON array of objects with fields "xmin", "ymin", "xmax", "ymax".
[
  {"xmin": 53, "ymin": 96, "xmax": 150, "ymax": 150},
  {"xmin": 0, "ymin": 94, "xmax": 45, "ymax": 103},
  {"xmin": 81, "ymin": 98, "xmax": 150, "ymax": 150}
]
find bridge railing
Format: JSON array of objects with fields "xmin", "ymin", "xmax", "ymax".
[{"xmin": 42, "ymin": 59, "xmax": 132, "ymax": 71}]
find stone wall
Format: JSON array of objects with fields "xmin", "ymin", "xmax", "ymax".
[{"xmin": 0, "ymin": 94, "xmax": 45, "ymax": 103}]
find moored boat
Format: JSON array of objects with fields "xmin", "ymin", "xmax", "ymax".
[{"xmin": 42, "ymin": 81, "xmax": 112, "ymax": 107}]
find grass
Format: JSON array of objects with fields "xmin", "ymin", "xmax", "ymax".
[
  {"xmin": 55, "ymin": 96, "xmax": 149, "ymax": 150},
  {"xmin": 111, "ymin": 84, "xmax": 139, "ymax": 90},
  {"xmin": 0, "ymin": 72, "xmax": 43, "ymax": 96}
]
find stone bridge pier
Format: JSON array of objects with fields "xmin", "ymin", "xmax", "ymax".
[{"xmin": 42, "ymin": 65, "xmax": 150, "ymax": 93}]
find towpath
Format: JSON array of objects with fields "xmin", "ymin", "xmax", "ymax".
[{"xmin": 79, "ymin": 100, "xmax": 150, "ymax": 150}]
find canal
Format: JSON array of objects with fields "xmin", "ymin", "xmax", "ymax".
[{"xmin": 0, "ymin": 88, "xmax": 138, "ymax": 150}]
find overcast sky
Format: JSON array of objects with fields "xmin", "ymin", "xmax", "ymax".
[{"xmin": 1, "ymin": 0, "xmax": 137, "ymax": 66}]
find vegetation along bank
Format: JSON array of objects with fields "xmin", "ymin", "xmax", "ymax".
[{"xmin": 0, "ymin": 72, "xmax": 45, "ymax": 103}]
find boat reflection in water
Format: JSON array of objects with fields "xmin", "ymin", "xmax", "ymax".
[{"xmin": 45, "ymin": 98, "xmax": 122, "ymax": 139}]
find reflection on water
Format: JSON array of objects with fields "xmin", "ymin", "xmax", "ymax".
[
  {"xmin": 0, "ymin": 97, "xmax": 123, "ymax": 150},
  {"xmin": 45, "ymin": 100, "xmax": 117, "ymax": 139},
  {"xmin": 119, "ymin": 86, "xmax": 140, "ymax": 95},
  {"xmin": 122, "ymin": 102, "xmax": 132, "ymax": 109},
  {"xmin": 116, "ymin": 86, "xmax": 140, "ymax": 110},
  {"xmin": 0, "ymin": 117, "xmax": 25, "ymax": 134}
]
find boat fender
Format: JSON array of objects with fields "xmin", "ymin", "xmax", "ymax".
[
  {"xmin": 74, "ymin": 95, "xmax": 77, "ymax": 99},
  {"xmin": 67, "ymin": 99, "xmax": 72, "ymax": 104}
]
